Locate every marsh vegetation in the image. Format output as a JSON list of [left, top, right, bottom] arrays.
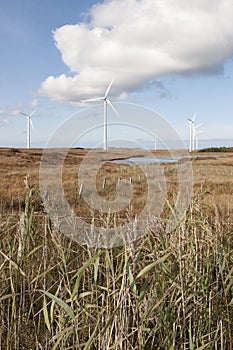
[[0, 148, 232, 349]]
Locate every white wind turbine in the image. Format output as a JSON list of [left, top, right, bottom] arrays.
[[81, 77, 119, 151], [194, 124, 203, 151], [19, 108, 37, 149], [154, 135, 157, 150], [187, 112, 197, 152]]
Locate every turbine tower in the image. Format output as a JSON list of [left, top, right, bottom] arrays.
[[20, 108, 37, 149], [81, 77, 119, 151]]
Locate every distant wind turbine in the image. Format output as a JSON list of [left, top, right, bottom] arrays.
[[154, 135, 157, 150], [194, 124, 203, 151], [188, 112, 197, 152], [81, 77, 119, 151], [19, 108, 37, 149]]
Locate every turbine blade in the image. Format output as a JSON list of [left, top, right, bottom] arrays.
[[107, 99, 120, 117], [20, 112, 29, 117], [30, 118, 34, 131], [192, 112, 197, 121], [104, 77, 115, 98], [195, 123, 202, 129], [30, 107, 38, 117], [81, 97, 103, 103]]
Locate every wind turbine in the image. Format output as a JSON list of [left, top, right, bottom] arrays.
[[19, 108, 37, 149], [154, 135, 157, 150], [194, 124, 203, 151], [187, 112, 197, 152], [81, 77, 119, 151]]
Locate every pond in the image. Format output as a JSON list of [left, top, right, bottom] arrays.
[[111, 156, 187, 165]]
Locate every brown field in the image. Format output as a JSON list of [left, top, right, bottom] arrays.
[[1, 147, 233, 221]]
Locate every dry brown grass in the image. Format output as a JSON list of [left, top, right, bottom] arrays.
[[0, 147, 233, 221], [0, 148, 232, 349]]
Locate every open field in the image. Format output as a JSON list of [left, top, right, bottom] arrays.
[[1, 147, 233, 220], [0, 148, 233, 349]]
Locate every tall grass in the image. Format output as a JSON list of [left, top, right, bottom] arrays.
[[0, 179, 232, 349]]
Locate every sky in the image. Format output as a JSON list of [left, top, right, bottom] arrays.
[[0, 0, 233, 149]]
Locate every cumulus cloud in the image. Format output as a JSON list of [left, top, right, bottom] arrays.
[[39, 0, 233, 102], [0, 99, 38, 119]]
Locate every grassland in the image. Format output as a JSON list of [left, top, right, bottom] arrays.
[[0, 148, 232, 349]]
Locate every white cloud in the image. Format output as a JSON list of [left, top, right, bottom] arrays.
[[6, 108, 20, 116], [29, 99, 38, 109], [0, 108, 20, 120], [39, 0, 233, 102], [0, 100, 39, 118], [0, 117, 10, 127]]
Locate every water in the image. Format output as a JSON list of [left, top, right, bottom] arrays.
[[111, 156, 184, 165]]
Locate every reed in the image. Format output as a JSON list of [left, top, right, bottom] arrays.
[[0, 178, 232, 349]]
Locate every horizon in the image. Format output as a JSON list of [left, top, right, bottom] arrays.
[[1, 138, 232, 151]]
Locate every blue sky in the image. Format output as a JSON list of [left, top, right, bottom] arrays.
[[0, 0, 233, 149]]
